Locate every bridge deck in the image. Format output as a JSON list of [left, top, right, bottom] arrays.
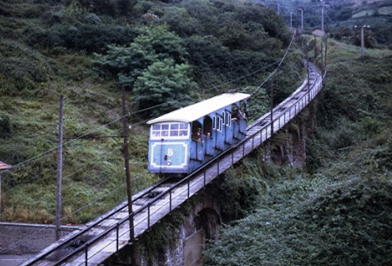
[[23, 63, 324, 266]]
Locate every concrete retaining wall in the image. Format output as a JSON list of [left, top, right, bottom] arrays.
[[0, 222, 80, 255]]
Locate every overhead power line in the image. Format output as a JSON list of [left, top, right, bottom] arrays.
[[250, 31, 296, 96]]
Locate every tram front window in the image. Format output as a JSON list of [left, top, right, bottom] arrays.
[[150, 123, 190, 140]]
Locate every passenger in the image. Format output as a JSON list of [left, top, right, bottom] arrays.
[[239, 107, 247, 120], [232, 109, 239, 122], [193, 128, 203, 143], [232, 107, 247, 121]]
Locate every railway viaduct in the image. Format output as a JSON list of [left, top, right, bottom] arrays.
[[105, 104, 317, 266], [1, 62, 324, 266]]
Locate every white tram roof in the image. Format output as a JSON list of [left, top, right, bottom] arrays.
[[147, 93, 250, 125]]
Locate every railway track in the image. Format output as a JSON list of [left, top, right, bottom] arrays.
[[22, 62, 324, 266], [21, 178, 179, 266]]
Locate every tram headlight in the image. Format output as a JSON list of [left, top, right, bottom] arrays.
[[166, 161, 172, 166]]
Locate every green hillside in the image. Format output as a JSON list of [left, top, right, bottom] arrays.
[[0, 0, 301, 224], [264, 0, 392, 47], [204, 30, 392, 266]]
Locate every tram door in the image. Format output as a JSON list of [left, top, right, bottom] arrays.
[[203, 116, 213, 157], [232, 104, 240, 141]]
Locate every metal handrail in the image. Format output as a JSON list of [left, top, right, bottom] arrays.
[[22, 177, 174, 266]]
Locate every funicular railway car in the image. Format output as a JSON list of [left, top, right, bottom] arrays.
[[147, 93, 250, 177]]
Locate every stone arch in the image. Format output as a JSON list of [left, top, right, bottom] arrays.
[[194, 208, 221, 241], [183, 199, 222, 266], [193, 199, 221, 241]]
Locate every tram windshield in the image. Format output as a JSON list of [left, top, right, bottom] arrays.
[[150, 122, 190, 140]]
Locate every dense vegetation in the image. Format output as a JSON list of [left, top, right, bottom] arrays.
[[204, 27, 392, 266], [201, 1, 392, 264], [0, 0, 300, 224]]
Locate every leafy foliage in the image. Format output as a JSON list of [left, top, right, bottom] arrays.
[[205, 174, 392, 266], [133, 58, 197, 118], [95, 25, 197, 117], [22, 24, 138, 53], [64, 0, 135, 17], [95, 25, 187, 86], [159, 0, 293, 88]]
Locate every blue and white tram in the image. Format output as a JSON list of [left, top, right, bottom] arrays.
[[147, 93, 250, 176]]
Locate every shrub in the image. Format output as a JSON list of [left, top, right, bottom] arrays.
[[0, 40, 49, 94], [0, 115, 12, 138], [205, 174, 392, 266], [161, 6, 201, 37], [22, 23, 137, 52]]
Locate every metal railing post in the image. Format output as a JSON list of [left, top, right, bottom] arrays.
[[187, 181, 190, 198], [116, 223, 119, 251], [85, 245, 88, 266], [170, 190, 172, 211], [148, 204, 150, 228], [203, 168, 206, 187], [260, 128, 263, 143]]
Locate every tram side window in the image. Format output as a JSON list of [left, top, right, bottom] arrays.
[[213, 116, 222, 132], [218, 117, 222, 131], [225, 111, 231, 127]]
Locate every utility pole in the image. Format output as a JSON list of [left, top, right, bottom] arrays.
[[355, 25, 371, 56], [306, 44, 310, 103], [270, 76, 274, 135], [324, 34, 328, 76], [319, 1, 328, 33], [320, 38, 324, 74], [321, 33, 328, 76], [277, 3, 280, 15], [121, 87, 137, 266], [0, 161, 12, 223], [290, 11, 293, 28], [298, 8, 304, 32], [56, 95, 64, 240]]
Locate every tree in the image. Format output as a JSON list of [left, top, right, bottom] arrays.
[[67, 0, 134, 17], [95, 25, 188, 89], [133, 58, 197, 118]]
